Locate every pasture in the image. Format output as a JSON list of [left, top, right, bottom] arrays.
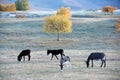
[[0, 17, 120, 80], [0, 18, 120, 51], [0, 50, 120, 80]]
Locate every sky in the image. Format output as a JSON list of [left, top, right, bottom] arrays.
[[0, 0, 120, 11]]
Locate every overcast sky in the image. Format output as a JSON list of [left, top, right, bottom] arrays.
[[0, 0, 119, 10]]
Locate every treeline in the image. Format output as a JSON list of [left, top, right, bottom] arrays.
[[0, 3, 16, 11], [0, 0, 30, 11]]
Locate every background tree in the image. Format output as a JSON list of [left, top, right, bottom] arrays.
[[56, 7, 71, 19], [5, 4, 10, 11], [44, 15, 72, 41], [4, 3, 16, 11], [116, 18, 120, 31], [10, 3, 16, 11], [102, 6, 116, 14], [15, 0, 30, 10], [0, 3, 5, 11]]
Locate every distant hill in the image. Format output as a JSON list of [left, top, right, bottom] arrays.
[[0, 0, 120, 10]]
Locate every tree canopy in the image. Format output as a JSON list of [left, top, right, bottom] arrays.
[[0, 3, 4, 11], [5, 3, 16, 11], [56, 7, 71, 19], [102, 6, 116, 14], [15, 0, 30, 10], [44, 7, 72, 41], [0, 3, 16, 11], [44, 15, 72, 41]]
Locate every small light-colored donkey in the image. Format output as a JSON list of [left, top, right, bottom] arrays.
[[59, 55, 71, 71]]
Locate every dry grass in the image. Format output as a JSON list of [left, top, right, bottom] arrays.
[[0, 17, 120, 80], [0, 18, 43, 23], [0, 50, 120, 80]]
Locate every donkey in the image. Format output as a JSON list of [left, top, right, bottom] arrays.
[[17, 49, 31, 62], [59, 55, 71, 71], [47, 49, 65, 60], [86, 52, 106, 68]]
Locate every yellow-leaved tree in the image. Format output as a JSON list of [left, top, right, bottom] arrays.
[[5, 3, 16, 11], [10, 3, 16, 11], [116, 18, 120, 31], [0, 3, 4, 11], [44, 15, 72, 41], [5, 4, 10, 11], [102, 6, 116, 14], [44, 7, 72, 41], [56, 7, 71, 19]]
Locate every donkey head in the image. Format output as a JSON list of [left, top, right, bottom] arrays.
[[47, 49, 50, 56], [85, 61, 89, 68], [59, 64, 64, 71]]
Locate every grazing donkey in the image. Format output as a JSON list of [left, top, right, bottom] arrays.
[[59, 55, 71, 71], [86, 52, 106, 68], [17, 49, 31, 62], [47, 49, 65, 60]]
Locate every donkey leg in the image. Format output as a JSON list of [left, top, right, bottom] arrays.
[[104, 60, 106, 67], [61, 53, 65, 57], [60, 63, 64, 71], [91, 60, 93, 67], [28, 55, 31, 61], [100, 61, 104, 67], [68, 62, 72, 69], [51, 55, 53, 60], [66, 62, 69, 68], [23, 56, 25, 62], [55, 55, 59, 60]]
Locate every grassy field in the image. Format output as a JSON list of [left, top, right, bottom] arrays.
[[0, 17, 120, 80], [0, 18, 120, 52], [0, 50, 120, 80]]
